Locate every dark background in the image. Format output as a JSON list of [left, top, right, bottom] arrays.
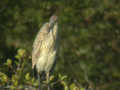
[[0, 0, 120, 90]]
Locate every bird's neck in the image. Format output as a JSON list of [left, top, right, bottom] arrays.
[[52, 23, 58, 36]]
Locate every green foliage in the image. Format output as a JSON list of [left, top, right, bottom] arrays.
[[0, 49, 81, 89], [0, 72, 8, 85], [0, 0, 120, 90]]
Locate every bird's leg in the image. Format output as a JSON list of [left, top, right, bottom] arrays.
[[46, 72, 50, 90], [38, 73, 41, 90]]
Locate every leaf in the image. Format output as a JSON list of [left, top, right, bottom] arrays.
[[5, 59, 12, 66], [49, 75, 55, 81], [25, 73, 30, 80], [70, 83, 79, 90], [60, 81, 69, 90], [0, 72, 8, 83], [16, 49, 26, 59]]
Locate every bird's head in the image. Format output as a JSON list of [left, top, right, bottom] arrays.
[[49, 15, 57, 29]]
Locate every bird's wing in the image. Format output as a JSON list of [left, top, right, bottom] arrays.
[[32, 23, 49, 69]]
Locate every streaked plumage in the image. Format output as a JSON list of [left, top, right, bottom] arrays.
[[32, 15, 58, 90]]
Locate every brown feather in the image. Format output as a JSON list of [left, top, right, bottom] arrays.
[[32, 23, 50, 69]]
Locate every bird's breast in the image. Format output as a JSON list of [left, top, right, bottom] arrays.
[[41, 31, 56, 52]]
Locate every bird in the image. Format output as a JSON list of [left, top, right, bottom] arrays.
[[32, 15, 59, 90]]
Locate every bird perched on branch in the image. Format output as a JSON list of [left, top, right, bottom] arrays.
[[32, 15, 58, 90]]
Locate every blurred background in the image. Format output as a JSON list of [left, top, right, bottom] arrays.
[[0, 0, 120, 90]]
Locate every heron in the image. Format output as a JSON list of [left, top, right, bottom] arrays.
[[32, 15, 58, 90]]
